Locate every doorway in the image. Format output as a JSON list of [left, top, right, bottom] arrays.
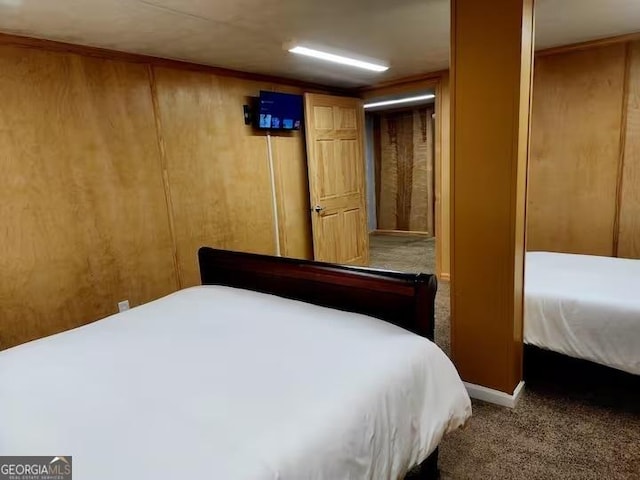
[[363, 89, 437, 274]]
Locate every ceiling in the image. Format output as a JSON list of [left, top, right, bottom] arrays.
[[364, 89, 436, 112], [0, 0, 639, 88]]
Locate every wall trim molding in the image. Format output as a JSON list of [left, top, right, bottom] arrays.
[[464, 380, 525, 408], [355, 70, 447, 96], [0, 32, 345, 94], [536, 31, 640, 58], [356, 31, 640, 98], [2, 30, 638, 98], [372, 229, 432, 237]]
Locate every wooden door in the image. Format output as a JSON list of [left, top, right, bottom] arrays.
[[304, 93, 369, 265]]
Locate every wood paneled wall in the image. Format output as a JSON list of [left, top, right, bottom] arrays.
[[271, 129, 314, 262], [436, 74, 451, 280], [528, 41, 640, 259], [617, 42, 640, 258], [528, 44, 627, 256], [6, 32, 637, 349], [375, 106, 435, 233], [151, 68, 312, 287], [0, 47, 178, 348], [0, 42, 314, 349]]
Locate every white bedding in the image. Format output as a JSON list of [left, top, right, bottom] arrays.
[[525, 252, 640, 375], [0, 286, 471, 480]]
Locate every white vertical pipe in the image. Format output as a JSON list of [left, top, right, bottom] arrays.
[[266, 133, 282, 256]]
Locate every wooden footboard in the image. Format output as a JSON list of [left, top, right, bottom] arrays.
[[198, 247, 437, 341]]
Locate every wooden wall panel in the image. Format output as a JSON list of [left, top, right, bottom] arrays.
[[0, 41, 317, 349], [617, 42, 640, 259], [376, 106, 435, 233], [152, 68, 314, 287], [411, 108, 435, 233], [0, 47, 178, 349], [267, 84, 314, 261], [527, 44, 627, 256], [271, 133, 313, 260], [373, 116, 382, 223], [436, 73, 451, 280], [377, 115, 400, 229], [152, 68, 276, 287]]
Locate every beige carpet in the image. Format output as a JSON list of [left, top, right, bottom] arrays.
[[369, 234, 450, 354], [369, 234, 437, 274], [369, 234, 640, 480]]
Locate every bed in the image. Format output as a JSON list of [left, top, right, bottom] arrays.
[[525, 251, 640, 375], [0, 247, 471, 479]]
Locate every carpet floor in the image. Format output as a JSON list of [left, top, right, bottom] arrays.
[[369, 234, 640, 480]]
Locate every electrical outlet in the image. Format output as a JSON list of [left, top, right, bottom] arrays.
[[118, 300, 130, 313]]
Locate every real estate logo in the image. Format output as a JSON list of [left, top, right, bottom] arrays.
[[0, 456, 72, 480]]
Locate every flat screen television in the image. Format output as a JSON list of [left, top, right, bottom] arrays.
[[256, 91, 303, 130]]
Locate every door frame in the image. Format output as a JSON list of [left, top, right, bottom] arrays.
[[358, 73, 449, 281]]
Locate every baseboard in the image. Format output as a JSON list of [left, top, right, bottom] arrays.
[[371, 229, 432, 237], [463, 380, 525, 408], [438, 272, 450, 282]]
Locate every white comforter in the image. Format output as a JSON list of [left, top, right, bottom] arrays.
[[525, 252, 640, 375], [1, 286, 470, 480]]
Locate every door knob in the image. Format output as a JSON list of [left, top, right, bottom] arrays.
[[313, 205, 325, 213]]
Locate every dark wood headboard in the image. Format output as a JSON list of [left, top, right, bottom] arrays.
[[198, 248, 437, 340]]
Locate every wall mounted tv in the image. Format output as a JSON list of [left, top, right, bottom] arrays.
[[256, 91, 303, 131]]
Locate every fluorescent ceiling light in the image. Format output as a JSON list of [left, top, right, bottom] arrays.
[[363, 94, 436, 109], [288, 46, 388, 72]]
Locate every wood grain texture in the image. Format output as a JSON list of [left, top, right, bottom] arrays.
[[0, 32, 344, 95], [373, 115, 382, 220], [450, 0, 534, 393], [266, 83, 314, 261], [436, 73, 451, 280], [0, 46, 178, 349], [617, 41, 640, 259], [148, 65, 183, 287], [0, 43, 318, 348], [527, 44, 627, 256], [376, 107, 435, 233], [152, 67, 278, 287], [271, 131, 314, 260], [304, 93, 369, 265], [378, 114, 400, 229]]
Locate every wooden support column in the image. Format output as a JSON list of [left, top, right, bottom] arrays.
[[450, 0, 535, 396]]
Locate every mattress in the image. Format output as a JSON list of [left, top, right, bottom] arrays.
[[0, 285, 471, 480], [525, 252, 640, 375]]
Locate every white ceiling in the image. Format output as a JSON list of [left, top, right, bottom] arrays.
[[0, 0, 639, 88]]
